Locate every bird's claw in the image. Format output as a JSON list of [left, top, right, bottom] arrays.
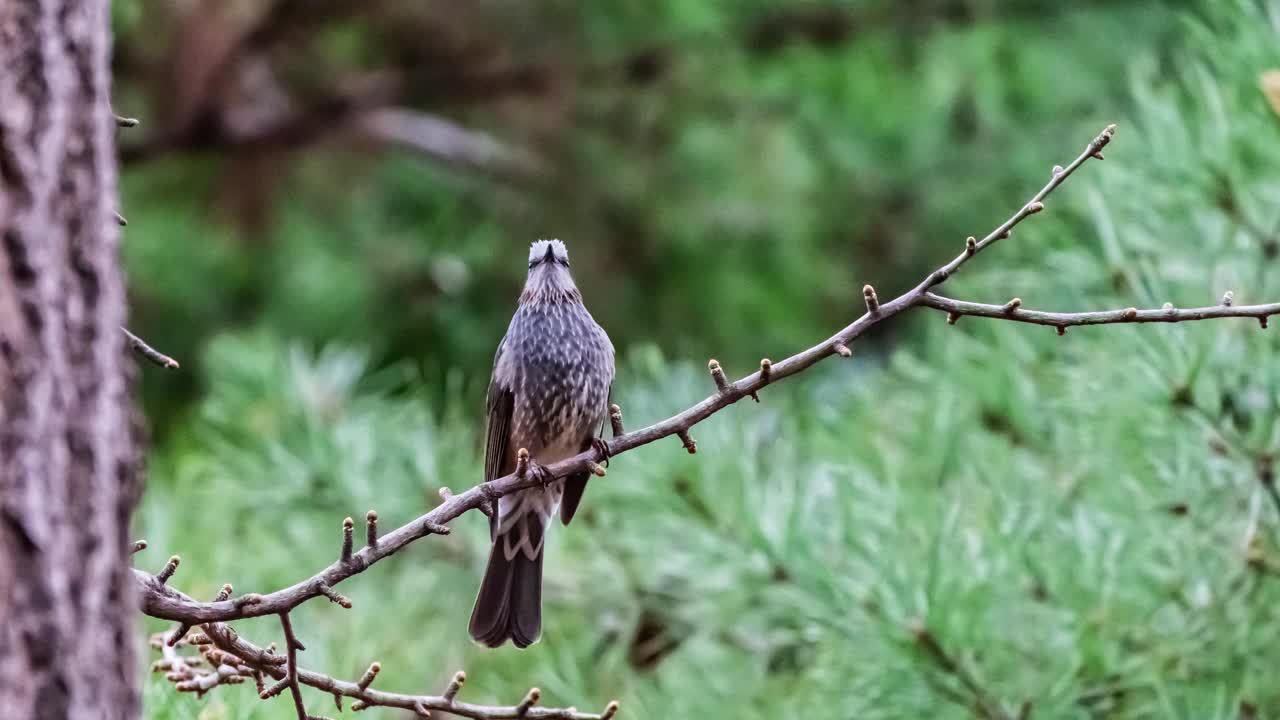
[[591, 437, 611, 467], [530, 462, 555, 486]]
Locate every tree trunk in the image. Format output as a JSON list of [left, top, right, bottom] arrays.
[[0, 0, 142, 718]]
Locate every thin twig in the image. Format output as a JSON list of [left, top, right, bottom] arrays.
[[921, 294, 1279, 330], [178, 616, 618, 719], [279, 613, 308, 720], [121, 327, 180, 369]]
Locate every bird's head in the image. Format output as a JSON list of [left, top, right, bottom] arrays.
[[522, 239, 580, 303]]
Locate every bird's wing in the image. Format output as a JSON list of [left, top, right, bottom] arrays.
[[560, 383, 611, 526], [485, 341, 516, 538]]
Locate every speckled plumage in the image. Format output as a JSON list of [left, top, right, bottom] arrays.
[[469, 239, 615, 649]]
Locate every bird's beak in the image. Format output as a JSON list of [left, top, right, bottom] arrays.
[[544, 244, 555, 262]]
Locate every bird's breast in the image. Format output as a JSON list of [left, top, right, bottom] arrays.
[[503, 302, 613, 457]]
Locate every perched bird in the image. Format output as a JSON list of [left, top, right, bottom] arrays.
[[469, 239, 615, 648]]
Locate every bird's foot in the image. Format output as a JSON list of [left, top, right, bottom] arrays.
[[591, 437, 611, 467], [529, 462, 556, 486]]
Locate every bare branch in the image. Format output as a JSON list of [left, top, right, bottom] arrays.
[[136, 123, 1277, 720], [121, 327, 180, 369], [921, 294, 1280, 331], [280, 613, 309, 720], [171, 618, 616, 720], [131, 126, 1167, 630]]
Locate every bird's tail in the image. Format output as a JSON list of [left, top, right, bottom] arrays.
[[468, 511, 544, 648]]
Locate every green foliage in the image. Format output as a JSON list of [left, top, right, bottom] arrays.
[[137, 1, 1280, 718], [118, 2, 1184, 428]]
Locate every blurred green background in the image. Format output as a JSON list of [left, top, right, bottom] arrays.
[[123, 1, 1280, 718]]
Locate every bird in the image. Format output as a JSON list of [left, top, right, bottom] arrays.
[[468, 239, 615, 648]]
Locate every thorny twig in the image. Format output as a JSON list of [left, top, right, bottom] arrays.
[[134, 124, 1279, 717]]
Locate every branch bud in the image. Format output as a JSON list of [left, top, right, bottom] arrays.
[[677, 430, 697, 455], [1052, 165, 1064, 176], [357, 661, 381, 691], [341, 517, 355, 563], [1222, 291, 1234, 307], [1056, 326, 1066, 336], [318, 582, 353, 608], [965, 236, 976, 256], [588, 462, 607, 477], [131, 540, 147, 555], [443, 671, 466, 703], [261, 678, 291, 699], [214, 583, 234, 602], [1122, 308, 1138, 320], [166, 624, 192, 647], [157, 555, 180, 585], [516, 688, 541, 716], [609, 404, 624, 436], [1262, 316, 1270, 329], [759, 358, 772, 383], [366, 510, 378, 547], [1026, 202, 1044, 214], [601, 700, 621, 720], [863, 284, 880, 313], [1002, 298, 1021, 314], [946, 312, 959, 326], [114, 210, 128, 227], [516, 448, 530, 479], [833, 342, 852, 357], [707, 359, 730, 393], [1162, 302, 1174, 312], [423, 519, 451, 535]]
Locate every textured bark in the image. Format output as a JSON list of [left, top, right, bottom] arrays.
[[0, 0, 141, 718]]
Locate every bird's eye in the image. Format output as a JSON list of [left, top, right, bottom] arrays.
[[558, 258, 571, 268], [528, 259, 541, 269]]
